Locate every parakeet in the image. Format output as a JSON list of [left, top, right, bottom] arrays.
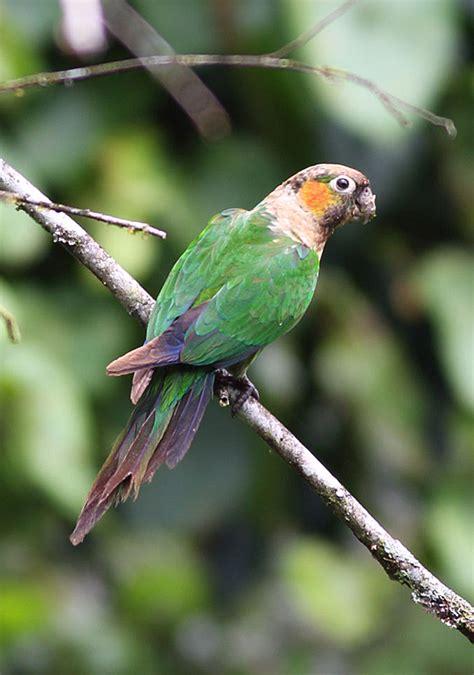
[[70, 163, 376, 544]]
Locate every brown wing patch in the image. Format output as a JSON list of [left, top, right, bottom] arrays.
[[106, 335, 178, 376]]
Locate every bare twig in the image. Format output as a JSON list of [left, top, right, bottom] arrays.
[[268, 0, 359, 58], [0, 55, 457, 137], [0, 190, 166, 239], [2, 159, 470, 641], [0, 159, 154, 324]]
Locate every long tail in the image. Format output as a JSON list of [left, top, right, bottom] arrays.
[[70, 367, 214, 545]]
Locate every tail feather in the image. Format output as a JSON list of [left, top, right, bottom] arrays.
[[165, 377, 213, 468], [131, 368, 154, 404], [70, 368, 214, 545], [145, 372, 214, 477]]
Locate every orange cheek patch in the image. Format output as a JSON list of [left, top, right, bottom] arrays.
[[300, 181, 338, 218]]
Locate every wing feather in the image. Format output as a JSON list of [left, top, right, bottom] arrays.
[[180, 246, 320, 367]]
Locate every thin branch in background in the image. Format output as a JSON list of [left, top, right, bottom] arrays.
[[268, 0, 359, 58], [0, 55, 457, 137], [102, 0, 231, 140], [0, 306, 21, 343], [0, 157, 471, 642], [0, 190, 167, 239], [0, 0, 456, 137]]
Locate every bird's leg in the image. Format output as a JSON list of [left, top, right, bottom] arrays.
[[214, 369, 260, 416], [230, 374, 260, 415]]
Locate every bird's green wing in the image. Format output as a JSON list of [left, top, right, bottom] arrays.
[[180, 243, 319, 366], [136, 205, 320, 371], [146, 208, 248, 340]]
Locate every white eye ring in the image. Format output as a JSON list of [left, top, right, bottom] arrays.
[[330, 175, 357, 194]]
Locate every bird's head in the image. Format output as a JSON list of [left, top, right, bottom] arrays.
[[291, 163, 376, 227], [263, 163, 376, 254]]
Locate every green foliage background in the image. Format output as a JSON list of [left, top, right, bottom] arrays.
[[1, 1, 473, 673]]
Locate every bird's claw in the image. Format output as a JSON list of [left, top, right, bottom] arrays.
[[230, 374, 260, 416], [215, 370, 260, 416]]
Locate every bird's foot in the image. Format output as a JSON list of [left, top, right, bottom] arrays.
[[215, 370, 260, 416]]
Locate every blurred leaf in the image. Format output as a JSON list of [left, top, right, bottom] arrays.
[[16, 89, 107, 186], [134, 0, 217, 52], [285, 0, 458, 141], [55, 293, 135, 397], [113, 533, 210, 625], [424, 409, 474, 599], [442, 76, 474, 234], [314, 273, 429, 476], [426, 485, 474, 598], [0, 18, 42, 102], [49, 571, 151, 675], [280, 537, 392, 645], [1, 283, 94, 514], [0, 203, 50, 268], [189, 135, 284, 224], [2, 344, 94, 513], [84, 128, 192, 280], [83, 224, 160, 288], [252, 337, 305, 406], [414, 248, 474, 410], [3, 0, 60, 46], [94, 128, 187, 222], [0, 282, 130, 396], [359, 596, 474, 675], [0, 580, 49, 643], [446, 408, 474, 474]]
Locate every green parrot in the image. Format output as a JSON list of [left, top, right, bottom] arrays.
[[70, 163, 376, 544]]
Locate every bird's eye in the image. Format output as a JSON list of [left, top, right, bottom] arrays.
[[330, 175, 356, 194]]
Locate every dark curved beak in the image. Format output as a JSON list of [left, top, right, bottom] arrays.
[[353, 185, 376, 224]]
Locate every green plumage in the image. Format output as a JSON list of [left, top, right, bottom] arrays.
[[143, 204, 320, 461], [147, 206, 319, 352]]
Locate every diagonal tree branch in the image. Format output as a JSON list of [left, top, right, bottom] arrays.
[[0, 158, 471, 642], [216, 382, 474, 643]]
